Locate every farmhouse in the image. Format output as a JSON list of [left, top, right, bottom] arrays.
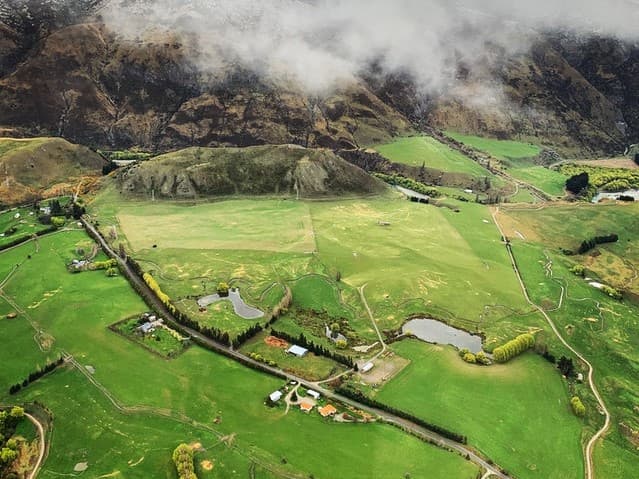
[[269, 390, 283, 402], [306, 389, 320, 400], [318, 404, 337, 417], [287, 345, 308, 358], [299, 401, 314, 413]]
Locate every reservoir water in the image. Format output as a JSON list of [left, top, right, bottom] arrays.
[[403, 318, 483, 353]]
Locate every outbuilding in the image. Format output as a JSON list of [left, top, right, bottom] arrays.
[[287, 345, 309, 358], [269, 390, 283, 402], [361, 362, 374, 373], [306, 389, 320, 400]]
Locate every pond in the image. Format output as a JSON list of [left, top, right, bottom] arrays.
[[197, 289, 264, 320], [591, 189, 639, 203], [403, 318, 483, 353]]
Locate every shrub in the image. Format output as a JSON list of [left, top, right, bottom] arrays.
[[570, 396, 586, 417], [570, 265, 586, 277], [217, 282, 230, 296], [172, 443, 197, 479], [462, 352, 476, 364], [51, 216, 65, 228]]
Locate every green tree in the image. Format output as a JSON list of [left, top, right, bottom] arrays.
[[9, 406, 23, 419]]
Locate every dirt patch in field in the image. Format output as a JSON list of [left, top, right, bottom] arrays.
[[189, 442, 203, 451], [201, 460, 214, 471], [265, 336, 289, 349], [494, 208, 541, 242], [359, 351, 410, 386]]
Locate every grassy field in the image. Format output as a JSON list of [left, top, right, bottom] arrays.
[[376, 340, 584, 479], [374, 136, 491, 176], [91, 189, 535, 346], [0, 231, 479, 479], [508, 166, 567, 197], [443, 133, 567, 196], [499, 204, 639, 477], [446, 132, 542, 160], [117, 199, 316, 253]]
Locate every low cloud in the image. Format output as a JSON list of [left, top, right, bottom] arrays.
[[100, 0, 639, 97]]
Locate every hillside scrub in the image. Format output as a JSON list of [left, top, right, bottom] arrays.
[[492, 333, 535, 363], [372, 173, 440, 197]]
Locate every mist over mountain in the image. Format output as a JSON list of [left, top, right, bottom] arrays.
[[1, 0, 639, 155]]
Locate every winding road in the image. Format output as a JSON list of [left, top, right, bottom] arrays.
[[491, 207, 611, 479]]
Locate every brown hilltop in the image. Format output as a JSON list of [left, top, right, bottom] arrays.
[[114, 145, 387, 200]]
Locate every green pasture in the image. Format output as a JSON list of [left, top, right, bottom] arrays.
[[374, 136, 491, 176], [501, 203, 639, 292], [446, 132, 542, 160], [508, 166, 567, 197], [502, 205, 639, 475], [376, 340, 584, 479], [0, 231, 478, 479], [309, 198, 531, 337]]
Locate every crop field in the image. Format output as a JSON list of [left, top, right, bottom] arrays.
[[374, 135, 492, 176], [0, 230, 479, 479], [375, 340, 584, 479], [498, 204, 639, 478], [446, 132, 542, 160]]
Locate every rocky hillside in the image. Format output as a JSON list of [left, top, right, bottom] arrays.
[[1, 2, 638, 157], [115, 145, 387, 199]]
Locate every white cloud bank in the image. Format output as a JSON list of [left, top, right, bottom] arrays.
[[99, 0, 639, 95]]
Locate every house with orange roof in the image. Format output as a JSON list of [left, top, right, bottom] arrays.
[[299, 401, 314, 413], [318, 404, 337, 417]]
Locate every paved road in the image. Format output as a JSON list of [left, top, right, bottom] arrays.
[[491, 207, 611, 479], [81, 217, 512, 479]]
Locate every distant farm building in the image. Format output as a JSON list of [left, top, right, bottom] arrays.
[[306, 389, 320, 400], [318, 404, 337, 417], [300, 401, 314, 413], [269, 390, 283, 402], [361, 362, 374, 373], [287, 345, 308, 357]]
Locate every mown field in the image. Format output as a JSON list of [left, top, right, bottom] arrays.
[[0, 230, 479, 479], [374, 135, 492, 176], [500, 204, 639, 478]]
